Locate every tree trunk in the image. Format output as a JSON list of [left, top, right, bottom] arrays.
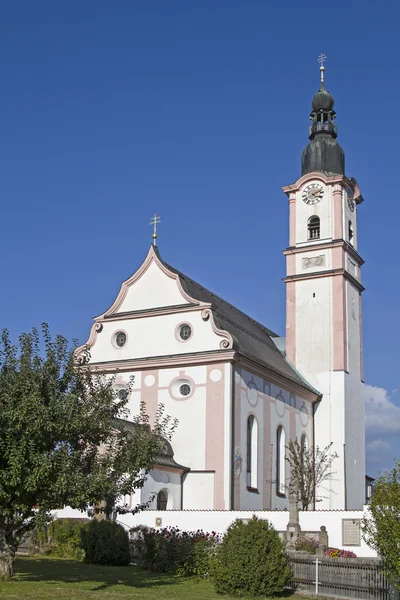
[[0, 529, 14, 581], [0, 551, 13, 580]]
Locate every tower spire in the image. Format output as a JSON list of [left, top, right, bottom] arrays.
[[318, 53, 327, 88], [300, 57, 345, 176]]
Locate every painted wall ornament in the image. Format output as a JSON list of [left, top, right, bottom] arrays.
[[234, 447, 243, 479], [302, 255, 325, 269]]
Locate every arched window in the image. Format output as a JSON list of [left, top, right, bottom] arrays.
[[157, 490, 168, 511], [300, 434, 308, 452], [308, 216, 320, 240], [247, 415, 258, 489], [276, 426, 286, 495], [348, 220, 354, 243]]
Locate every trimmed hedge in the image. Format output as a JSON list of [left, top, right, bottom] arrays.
[[81, 519, 130, 566], [211, 516, 292, 597]]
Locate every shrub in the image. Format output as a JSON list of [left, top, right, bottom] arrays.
[[132, 525, 221, 577], [324, 547, 357, 558], [81, 519, 130, 566], [211, 516, 292, 597], [294, 535, 319, 554], [32, 518, 88, 559]]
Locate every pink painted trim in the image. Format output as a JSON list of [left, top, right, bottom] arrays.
[[141, 369, 159, 427], [96, 245, 209, 320], [332, 246, 344, 270], [263, 385, 271, 509], [174, 321, 194, 343], [283, 240, 364, 265], [110, 328, 129, 350], [75, 322, 103, 359], [286, 253, 296, 276], [282, 172, 345, 195], [286, 282, 296, 365], [168, 374, 196, 401], [234, 370, 242, 509], [332, 277, 347, 371], [88, 350, 237, 374], [201, 308, 234, 349], [333, 184, 343, 239], [284, 269, 364, 293], [206, 364, 225, 509], [101, 304, 210, 322]]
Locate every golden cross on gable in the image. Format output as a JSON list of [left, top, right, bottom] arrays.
[[150, 214, 161, 246]]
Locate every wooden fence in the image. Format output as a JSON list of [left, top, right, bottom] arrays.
[[287, 554, 399, 600]]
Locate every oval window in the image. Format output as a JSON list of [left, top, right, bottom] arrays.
[[118, 389, 128, 401], [179, 384, 191, 396], [179, 325, 192, 341], [115, 332, 126, 348]]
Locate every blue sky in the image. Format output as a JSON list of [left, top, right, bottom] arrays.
[[1, 0, 399, 478]]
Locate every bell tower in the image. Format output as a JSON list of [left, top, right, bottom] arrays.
[[282, 58, 365, 509]]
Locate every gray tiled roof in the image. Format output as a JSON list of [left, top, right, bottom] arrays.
[[155, 247, 319, 396]]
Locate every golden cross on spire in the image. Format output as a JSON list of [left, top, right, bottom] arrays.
[[150, 214, 161, 246], [318, 53, 327, 85]]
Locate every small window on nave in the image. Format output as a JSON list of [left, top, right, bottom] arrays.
[[308, 216, 320, 240], [157, 490, 168, 511], [276, 426, 286, 496], [247, 415, 258, 490]]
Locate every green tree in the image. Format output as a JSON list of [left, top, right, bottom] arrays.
[[287, 439, 338, 510], [362, 461, 400, 589], [0, 324, 175, 580]]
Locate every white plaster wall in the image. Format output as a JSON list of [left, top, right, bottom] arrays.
[[183, 472, 215, 509], [269, 390, 291, 511], [343, 188, 358, 250], [295, 278, 332, 379], [89, 309, 224, 363], [106, 364, 216, 472], [313, 371, 346, 509], [158, 366, 208, 470], [295, 248, 332, 273], [346, 282, 361, 378], [236, 369, 313, 512], [115, 260, 190, 313], [346, 255, 360, 281], [239, 369, 265, 511], [344, 370, 365, 510], [295, 182, 332, 244], [140, 470, 182, 510], [115, 508, 376, 557]]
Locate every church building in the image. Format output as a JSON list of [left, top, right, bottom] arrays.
[[77, 62, 365, 512]]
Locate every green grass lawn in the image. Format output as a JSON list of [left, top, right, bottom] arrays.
[[0, 556, 302, 600]]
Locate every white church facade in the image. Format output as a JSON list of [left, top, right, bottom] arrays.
[[76, 63, 365, 513]]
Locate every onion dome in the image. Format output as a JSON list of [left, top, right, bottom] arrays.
[[312, 88, 335, 111], [301, 57, 345, 176]]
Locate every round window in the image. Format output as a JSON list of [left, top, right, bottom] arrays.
[[179, 324, 192, 341], [118, 389, 128, 401], [115, 332, 126, 348], [179, 384, 191, 396]]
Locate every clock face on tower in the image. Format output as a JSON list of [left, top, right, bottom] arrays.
[[346, 185, 355, 212], [302, 183, 324, 205]]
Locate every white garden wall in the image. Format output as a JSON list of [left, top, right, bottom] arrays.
[[52, 506, 376, 558]]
